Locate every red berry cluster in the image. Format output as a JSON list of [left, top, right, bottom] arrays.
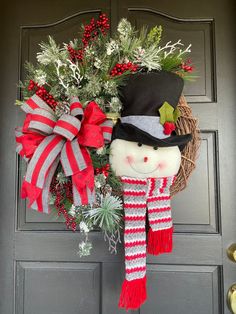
[[83, 13, 109, 46], [67, 45, 84, 62], [28, 80, 57, 110], [28, 79, 37, 91], [181, 59, 194, 72], [50, 178, 77, 231], [110, 62, 138, 76], [65, 181, 73, 202], [68, 13, 110, 63], [58, 207, 77, 232]]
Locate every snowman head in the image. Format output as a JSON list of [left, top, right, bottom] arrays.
[[110, 139, 181, 179], [109, 71, 192, 178]]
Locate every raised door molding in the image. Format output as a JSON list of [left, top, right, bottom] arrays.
[[124, 7, 216, 103]]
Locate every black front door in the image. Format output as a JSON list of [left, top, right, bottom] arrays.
[[1, 1, 236, 313]]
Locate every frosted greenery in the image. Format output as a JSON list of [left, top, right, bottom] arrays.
[[19, 17, 194, 111]]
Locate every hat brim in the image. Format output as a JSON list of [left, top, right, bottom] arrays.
[[112, 121, 192, 151]]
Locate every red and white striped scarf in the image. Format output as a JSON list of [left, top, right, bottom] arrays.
[[119, 175, 176, 310]]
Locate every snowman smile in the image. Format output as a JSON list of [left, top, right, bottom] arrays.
[[127, 159, 159, 174]]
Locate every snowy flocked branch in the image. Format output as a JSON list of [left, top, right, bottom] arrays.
[[156, 40, 190, 58]]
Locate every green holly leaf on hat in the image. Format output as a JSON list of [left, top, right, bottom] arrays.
[[159, 101, 180, 125], [173, 106, 181, 122]]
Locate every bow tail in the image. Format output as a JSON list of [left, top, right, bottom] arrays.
[[72, 165, 95, 206], [71, 146, 95, 206], [31, 156, 60, 213], [60, 140, 95, 206], [21, 135, 64, 211]]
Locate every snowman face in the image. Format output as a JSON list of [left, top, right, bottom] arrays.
[[109, 139, 181, 179]]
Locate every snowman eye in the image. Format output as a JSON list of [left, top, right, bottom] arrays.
[[153, 146, 158, 150], [137, 143, 143, 147]]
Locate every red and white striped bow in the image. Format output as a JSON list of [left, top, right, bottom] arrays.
[[16, 94, 113, 213]]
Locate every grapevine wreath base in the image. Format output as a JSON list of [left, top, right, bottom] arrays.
[[171, 95, 200, 196]]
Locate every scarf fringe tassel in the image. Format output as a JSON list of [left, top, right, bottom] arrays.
[[118, 276, 147, 310], [147, 227, 173, 255]]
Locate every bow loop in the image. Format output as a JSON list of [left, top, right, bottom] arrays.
[[15, 127, 45, 159], [28, 108, 57, 135], [21, 94, 54, 114], [83, 101, 107, 125], [53, 114, 81, 141], [70, 97, 84, 117], [77, 101, 111, 148], [100, 120, 113, 143], [77, 125, 104, 148]]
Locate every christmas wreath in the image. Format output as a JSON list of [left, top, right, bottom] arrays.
[[15, 13, 195, 257]]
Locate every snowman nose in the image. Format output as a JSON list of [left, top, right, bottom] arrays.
[[144, 156, 148, 163]]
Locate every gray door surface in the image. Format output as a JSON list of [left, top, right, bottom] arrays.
[[1, 0, 236, 313]]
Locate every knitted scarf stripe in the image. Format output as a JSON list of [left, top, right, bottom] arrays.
[[119, 175, 175, 311]]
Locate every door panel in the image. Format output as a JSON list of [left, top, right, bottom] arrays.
[[1, 0, 235, 313], [144, 265, 221, 314], [172, 131, 219, 233], [16, 262, 100, 314], [103, 263, 221, 314], [119, 7, 216, 103]]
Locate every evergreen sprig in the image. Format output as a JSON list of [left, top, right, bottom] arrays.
[[87, 195, 123, 233]]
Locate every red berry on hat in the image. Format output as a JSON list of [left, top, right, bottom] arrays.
[[163, 122, 176, 135]]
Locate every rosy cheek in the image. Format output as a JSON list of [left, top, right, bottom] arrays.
[[157, 161, 167, 170], [126, 155, 134, 164]]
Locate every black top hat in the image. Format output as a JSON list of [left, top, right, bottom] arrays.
[[112, 70, 192, 150]]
